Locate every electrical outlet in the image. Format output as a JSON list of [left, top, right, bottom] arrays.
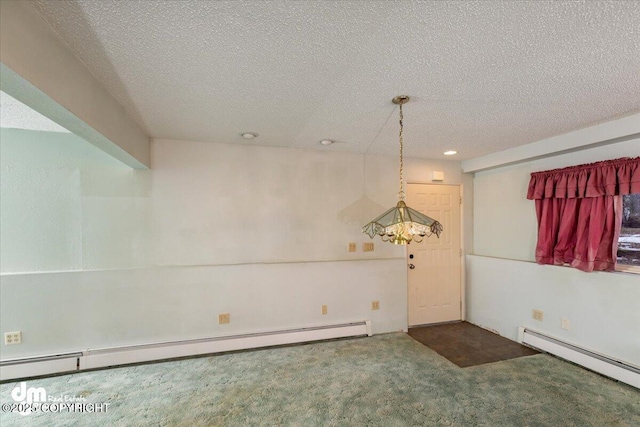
[[363, 242, 374, 252], [561, 317, 570, 330], [348, 243, 356, 252], [4, 331, 22, 345], [532, 309, 544, 321], [218, 313, 230, 324], [372, 301, 380, 310]]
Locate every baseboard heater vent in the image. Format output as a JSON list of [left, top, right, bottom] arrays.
[[518, 327, 639, 389], [0, 321, 371, 382], [0, 353, 81, 381]]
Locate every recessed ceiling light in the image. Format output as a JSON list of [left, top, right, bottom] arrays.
[[241, 132, 258, 139], [320, 139, 335, 146], [444, 150, 457, 156]]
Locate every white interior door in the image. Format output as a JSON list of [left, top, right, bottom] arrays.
[[407, 184, 462, 326]]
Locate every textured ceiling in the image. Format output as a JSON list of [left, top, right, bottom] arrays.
[[29, 0, 640, 161], [0, 91, 70, 133]]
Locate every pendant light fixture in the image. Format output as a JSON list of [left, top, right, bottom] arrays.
[[362, 96, 443, 245]]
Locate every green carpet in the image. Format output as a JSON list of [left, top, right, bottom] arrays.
[[1, 333, 639, 426]]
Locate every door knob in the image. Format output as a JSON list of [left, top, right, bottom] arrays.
[[408, 263, 415, 269]]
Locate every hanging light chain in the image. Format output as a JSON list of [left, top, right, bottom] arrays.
[[361, 95, 443, 245], [398, 102, 405, 201]]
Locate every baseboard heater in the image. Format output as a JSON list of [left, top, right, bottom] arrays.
[[518, 327, 639, 389], [0, 352, 81, 381], [1, 321, 371, 382]]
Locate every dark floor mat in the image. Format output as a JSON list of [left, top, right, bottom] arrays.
[[408, 321, 538, 367]]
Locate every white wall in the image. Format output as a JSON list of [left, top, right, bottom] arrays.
[[0, 129, 150, 272], [468, 137, 640, 367], [149, 139, 473, 266], [473, 138, 639, 261], [0, 130, 471, 359]]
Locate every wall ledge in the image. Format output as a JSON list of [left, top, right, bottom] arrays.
[[462, 113, 640, 173]]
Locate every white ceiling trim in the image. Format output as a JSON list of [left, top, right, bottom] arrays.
[[0, 90, 70, 133], [1, 0, 150, 169], [462, 113, 640, 173]]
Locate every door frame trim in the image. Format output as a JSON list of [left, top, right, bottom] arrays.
[[405, 182, 466, 328]]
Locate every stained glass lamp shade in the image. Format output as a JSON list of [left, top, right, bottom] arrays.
[[362, 96, 443, 245]]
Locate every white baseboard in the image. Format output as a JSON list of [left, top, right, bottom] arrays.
[[1, 321, 371, 381], [519, 327, 639, 389], [0, 353, 80, 382]]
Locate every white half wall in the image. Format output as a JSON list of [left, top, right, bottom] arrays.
[[466, 255, 640, 367], [0, 259, 405, 360]]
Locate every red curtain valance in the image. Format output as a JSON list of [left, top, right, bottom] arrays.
[[527, 156, 640, 200]]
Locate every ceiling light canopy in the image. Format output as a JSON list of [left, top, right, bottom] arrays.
[[241, 132, 258, 139], [444, 150, 457, 156], [362, 96, 443, 245], [320, 139, 334, 146]]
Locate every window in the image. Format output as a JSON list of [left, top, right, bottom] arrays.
[[617, 194, 640, 273], [528, 156, 639, 273]]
